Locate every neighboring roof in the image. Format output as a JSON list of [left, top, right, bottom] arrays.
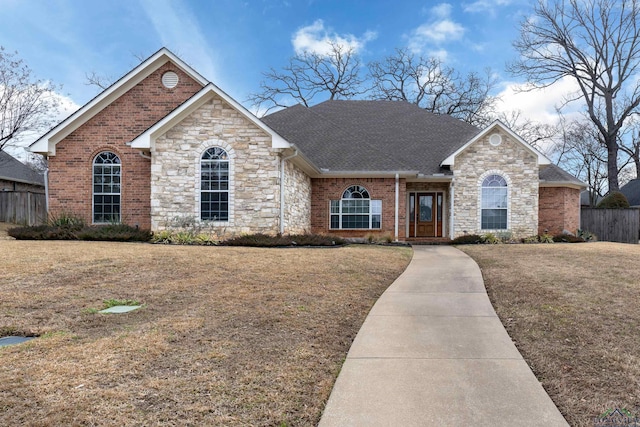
[[30, 47, 208, 156], [539, 164, 586, 189], [620, 179, 640, 206], [0, 151, 44, 186], [263, 100, 480, 175], [130, 83, 291, 151], [580, 190, 603, 206]]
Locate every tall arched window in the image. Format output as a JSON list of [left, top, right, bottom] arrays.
[[481, 174, 508, 230], [201, 147, 229, 221], [330, 185, 382, 229], [93, 151, 121, 223]]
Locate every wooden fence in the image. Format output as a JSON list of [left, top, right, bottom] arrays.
[[0, 191, 47, 226], [581, 208, 639, 244]]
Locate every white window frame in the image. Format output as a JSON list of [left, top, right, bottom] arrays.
[[200, 147, 230, 222], [479, 172, 509, 231], [329, 185, 382, 230], [92, 151, 121, 224]]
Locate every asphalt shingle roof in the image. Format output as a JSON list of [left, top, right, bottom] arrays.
[[620, 179, 640, 206], [0, 151, 44, 186], [263, 100, 583, 186], [263, 100, 480, 174]]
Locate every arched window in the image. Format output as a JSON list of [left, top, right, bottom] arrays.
[[330, 185, 382, 229], [93, 151, 121, 223], [201, 147, 229, 221], [481, 174, 508, 230]]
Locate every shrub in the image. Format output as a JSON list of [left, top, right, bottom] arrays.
[[77, 224, 152, 242], [221, 233, 345, 247], [597, 191, 630, 208], [522, 235, 540, 244], [47, 212, 86, 228], [481, 233, 502, 244], [553, 234, 585, 243], [8, 223, 151, 242], [539, 233, 554, 243], [452, 234, 483, 244], [577, 229, 596, 241]]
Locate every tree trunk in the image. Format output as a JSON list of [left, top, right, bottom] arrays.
[[606, 138, 620, 192]]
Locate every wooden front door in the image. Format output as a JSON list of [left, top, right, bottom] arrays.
[[409, 192, 443, 237]]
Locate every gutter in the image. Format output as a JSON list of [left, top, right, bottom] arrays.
[[280, 148, 299, 234]]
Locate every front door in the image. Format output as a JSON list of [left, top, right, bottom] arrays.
[[409, 192, 442, 237]]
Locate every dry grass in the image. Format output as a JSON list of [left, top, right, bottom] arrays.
[[0, 230, 412, 426], [460, 243, 640, 427]]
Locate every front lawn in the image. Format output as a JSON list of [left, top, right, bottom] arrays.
[[0, 237, 411, 426], [460, 243, 640, 427]]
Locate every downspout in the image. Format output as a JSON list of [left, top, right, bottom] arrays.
[[139, 151, 152, 160], [44, 167, 49, 220], [280, 149, 298, 234], [449, 178, 455, 239], [394, 173, 399, 242]]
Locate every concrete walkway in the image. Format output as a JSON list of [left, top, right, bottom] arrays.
[[319, 246, 568, 427]]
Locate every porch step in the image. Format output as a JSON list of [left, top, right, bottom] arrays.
[[405, 237, 452, 245]]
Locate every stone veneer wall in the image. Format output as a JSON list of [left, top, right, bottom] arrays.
[[151, 96, 281, 235], [452, 130, 539, 238], [311, 177, 406, 238], [538, 186, 581, 235], [48, 62, 202, 229], [283, 159, 311, 233]]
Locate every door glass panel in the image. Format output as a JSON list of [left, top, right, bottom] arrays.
[[419, 195, 433, 222], [437, 194, 443, 222], [409, 194, 415, 222]]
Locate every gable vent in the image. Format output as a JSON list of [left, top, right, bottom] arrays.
[[162, 71, 179, 89]]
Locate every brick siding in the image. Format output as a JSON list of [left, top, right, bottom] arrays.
[[538, 186, 581, 235], [311, 177, 406, 239], [48, 62, 203, 228]]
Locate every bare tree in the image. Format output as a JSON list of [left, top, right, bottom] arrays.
[[509, 0, 640, 191], [368, 48, 497, 126], [554, 119, 623, 205], [248, 42, 366, 115], [495, 109, 559, 153], [618, 118, 640, 177], [0, 47, 59, 151]]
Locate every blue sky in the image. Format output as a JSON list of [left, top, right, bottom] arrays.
[[1, 0, 576, 150]]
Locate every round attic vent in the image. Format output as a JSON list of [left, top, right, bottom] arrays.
[[489, 133, 502, 146], [162, 71, 179, 89]]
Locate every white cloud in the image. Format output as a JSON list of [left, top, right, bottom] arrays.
[[291, 20, 377, 56], [407, 3, 465, 54], [463, 0, 512, 14], [139, 0, 219, 83], [495, 77, 584, 126]]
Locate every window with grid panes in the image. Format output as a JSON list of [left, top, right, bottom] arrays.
[[330, 185, 382, 229], [93, 151, 121, 223], [481, 174, 508, 230], [201, 147, 229, 221]]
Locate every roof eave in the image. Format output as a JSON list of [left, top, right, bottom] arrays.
[[540, 181, 587, 190], [316, 170, 420, 178]]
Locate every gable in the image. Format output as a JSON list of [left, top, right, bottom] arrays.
[[30, 48, 208, 156], [129, 84, 290, 151], [440, 120, 551, 167]]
